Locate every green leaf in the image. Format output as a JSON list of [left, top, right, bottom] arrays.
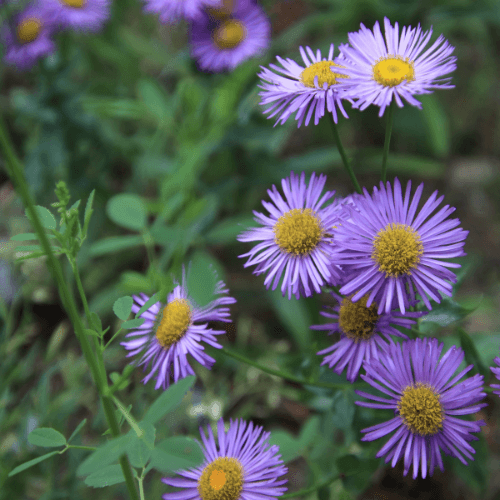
[[77, 434, 134, 477], [204, 216, 257, 245], [89, 235, 143, 257], [457, 328, 489, 378], [90, 312, 103, 334], [25, 205, 57, 230], [299, 415, 320, 449], [110, 371, 131, 392], [330, 391, 354, 430], [420, 94, 451, 158], [142, 376, 195, 425], [122, 318, 146, 329], [419, 297, 475, 334], [28, 428, 66, 448], [149, 437, 204, 473], [82, 189, 95, 240], [106, 194, 147, 231], [8, 451, 59, 477], [187, 251, 224, 307], [336, 455, 361, 476], [137, 78, 172, 124], [126, 422, 156, 468], [113, 296, 133, 321], [84, 329, 101, 338], [84, 465, 125, 488], [317, 485, 331, 500], [268, 430, 303, 463], [267, 287, 312, 351], [11, 233, 56, 241], [136, 292, 161, 318], [68, 419, 87, 443]]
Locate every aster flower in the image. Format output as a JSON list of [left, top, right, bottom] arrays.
[[143, 0, 221, 23], [258, 44, 352, 127], [356, 337, 486, 479], [162, 418, 288, 500], [189, 0, 270, 73], [39, 0, 110, 33], [490, 351, 500, 397], [2, 5, 56, 71], [120, 266, 236, 390], [310, 290, 423, 382], [237, 171, 344, 300], [336, 17, 457, 116], [333, 178, 468, 314]]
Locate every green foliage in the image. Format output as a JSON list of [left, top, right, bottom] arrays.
[[84, 465, 126, 488], [106, 194, 147, 232], [27, 427, 66, 448], [147, 437, 205, 474], [113, 296, 134, 321]]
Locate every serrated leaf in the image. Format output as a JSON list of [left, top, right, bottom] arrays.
[[122, 318, 146, 329], [113, 296, 133, 321], [8, 451, 59, 477], [106, 194, 147, 231], [28, 428, 66, 448], [142, 376, 195, 425], [25, 205, 57, 230], [77, 434, 133, 477], [68, 419, 87, 443], [89, 235, 143, 257], [149, 437, 204, 473], [84, 464, 125, 488]]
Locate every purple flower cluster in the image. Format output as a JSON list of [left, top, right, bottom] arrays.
[[1, 0, 110, 70]]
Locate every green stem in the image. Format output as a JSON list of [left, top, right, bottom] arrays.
[[281, 474, 340, 499], [219, 347, 364, 390], [0, 116, 140, 500], [381, 99, 395, 183], [66, 445, 98, 451], [329, 116, 362, 194], [138, 469, 146, 500], [112, 395, 144, 438]]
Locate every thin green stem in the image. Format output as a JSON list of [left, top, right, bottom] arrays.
[[66, 445, 98, 451], [329, 116, 362, 194], [138, 469, 146, 500], [112, 395, 144, 438], [0, 116, 139, 500], [381, 99, 395, 183], [281, 474, 340, 499], [104, 326, 124, 350], [219, 347, 364, 390]]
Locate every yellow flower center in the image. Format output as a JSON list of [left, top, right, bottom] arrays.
[[397, 383, 444, 435], [372, 223, 423, 277], [339, 295, 380, 342], [198, 457, 244, 500], [60, 0, 86, 7], [213, 19, 246, 50], [300, 60, 348, 88], [154, 298, 191, 349], [16, 18, 41, 44], [373, 56, 415, 87], [273, 208, 323, 255]]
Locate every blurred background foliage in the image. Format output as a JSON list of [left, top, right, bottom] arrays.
[[1, 0, 500, 498]]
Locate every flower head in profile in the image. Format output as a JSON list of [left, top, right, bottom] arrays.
[[237, 171, 344, 300], [143, 0, 220, 23], [162, 418, 288, 500], [38, 0, 110, 32], [490, 351, 500, 397], [258, 44, 351, 127], [2, 5, 56, 71], [337, 17, 457, 116], [120, 266, 236, 390], [311, 290, 423, 382], [189, 0, 270, 73], [334, 178, 468, 314], [356, 337, 486, 479]]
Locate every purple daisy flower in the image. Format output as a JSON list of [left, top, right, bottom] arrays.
[[310, 290, 423, 382], [490, 351, 500, 397], [143, 0, 220, 23], [162, 418, 288, 500], [237, 171, 344, 300], [189, 0, 270, 73], [2, 5, 56, 71], [333, 178, 468, 314], [356, 337, 487, 479], [258, 44, 352, 127], [336, 17, 457, 117], [38, 0, 110, 33], [120, 266, 236, 390]]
